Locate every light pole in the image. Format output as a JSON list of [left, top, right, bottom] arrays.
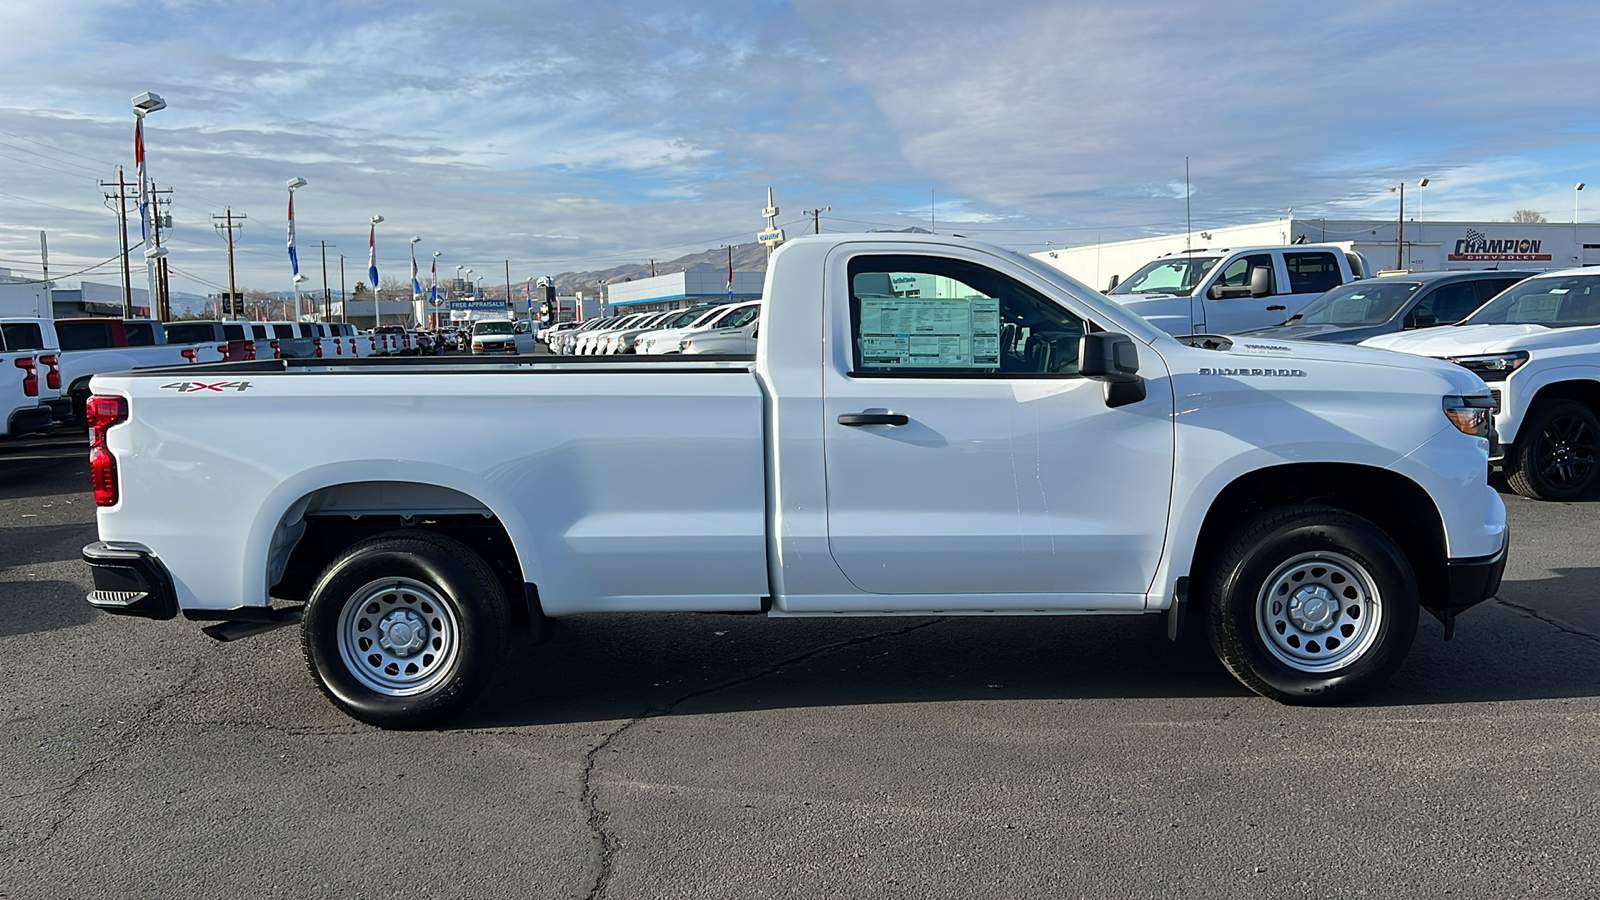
[[1388, 182, 1405, 270], [1417, 177, 1429, 221], [454, 265, 463, 299], [368, 214, 384, 330], [132, 91, 166, 320], [287, 177, 308, 320], [1577, 182, 1587, 225]]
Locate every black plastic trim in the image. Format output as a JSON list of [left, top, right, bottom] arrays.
[[1440, 530, 1509, 614], [7, 404, 54, 436], [82, 542, 179, 620]]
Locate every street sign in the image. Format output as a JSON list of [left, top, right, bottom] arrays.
[[428, 296, 444, 308], [759, 228, 785, 245]]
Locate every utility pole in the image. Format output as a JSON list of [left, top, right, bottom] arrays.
[[803, 206, 830, 234], [100, 167, 135, 316], [649, 258, 656, 277], [505, 260, 512, 316], [339, 254, 347, 322], [146, 183, 174, 320], [211, 208, 246, 318], [320, 240, 335, 320]]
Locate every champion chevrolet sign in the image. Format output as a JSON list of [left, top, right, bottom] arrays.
[[1448, 228, 1553, 262]]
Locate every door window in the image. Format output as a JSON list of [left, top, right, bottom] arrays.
[[848, 255, 1086, 376], [1214, 254, 1277, 294], [1412, 281, 1482, 324], [1284, 252, 1342, 294], [0, 322, 45, 351]]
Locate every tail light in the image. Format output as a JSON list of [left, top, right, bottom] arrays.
[[39, 354, 60, 391], [314, 338, 324, 358], [86, 395, 128, 507], [271, 340, 281, 360], [335, 338, 344, 356], [245, 342, 257, 361], [13, 356, 38, 397], [181, 348, 197, 363], [217, 344, 228, 359]]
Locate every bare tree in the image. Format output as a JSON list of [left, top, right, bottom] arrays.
[[1512, 209, 1548, 223]]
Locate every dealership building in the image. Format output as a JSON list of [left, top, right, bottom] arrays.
[[1032, 217, 1600, 292], [603, 265, 764, 314]]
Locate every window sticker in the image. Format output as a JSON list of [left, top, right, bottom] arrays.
[[859, 296, 1001, 368]]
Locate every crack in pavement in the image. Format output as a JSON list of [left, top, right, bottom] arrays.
[[1494, 597, 1600, 643], [576, 616, 944, 900], [11, 657, 206, 854]]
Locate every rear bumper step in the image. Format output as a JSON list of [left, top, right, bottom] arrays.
[[82, 542, 179, 620]]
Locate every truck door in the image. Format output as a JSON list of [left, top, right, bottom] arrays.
[[1197, 252, 1283, 333], [819, 246, 1175, 608]]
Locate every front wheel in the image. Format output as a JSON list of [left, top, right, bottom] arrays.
[[301, 530, 509, 728], [1505, 399, 1599, 501], [1206, 506, 1418, 705]]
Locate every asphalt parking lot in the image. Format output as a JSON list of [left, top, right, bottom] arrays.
[[2, 431, 1596, 900]]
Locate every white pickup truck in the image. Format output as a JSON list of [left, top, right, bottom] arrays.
[[1363, 267, 1600, 500], [1105, 245, 1369, 336], [82, 233, 1507, 728]]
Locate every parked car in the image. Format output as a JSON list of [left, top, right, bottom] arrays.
[[511, 320, 538, 355], [637, 306, 730, 354], [680, 302, 761, 354], [575, 314, 644, 355], [470, 319, 519, 354], [600, 310, 682, 355], [1105, 245, 1370, 335], [557, 318, 611, 355], [1, 322, 56, 436], [1240, 270, 1534, 343], [1362, 267, 1600, 500]]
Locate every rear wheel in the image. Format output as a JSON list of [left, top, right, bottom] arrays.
[[1207, 506, 1418, 705], [301, 530, 509, 729], [1506, 399, 1599, 501]]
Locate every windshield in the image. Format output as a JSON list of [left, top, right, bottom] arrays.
[[1459, 274, 1600, 327], [1287, 281, 1422, 326], [1107, 256, 1221, 296], [473, 321, 515, 335]]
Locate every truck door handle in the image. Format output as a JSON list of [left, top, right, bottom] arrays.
[[1266, 305, 1287, 311], [838, 412, 909, 426]]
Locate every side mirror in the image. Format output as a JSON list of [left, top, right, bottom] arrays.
[[1249, 265, 1272, 298], [1208, 283, 1225, 300], [1105, 274, 1120, 292], [1413, 314, 1438, 328], [1079, 332, 1145, 408]]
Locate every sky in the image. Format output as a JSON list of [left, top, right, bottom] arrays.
[[2, 0, 1598, 298]]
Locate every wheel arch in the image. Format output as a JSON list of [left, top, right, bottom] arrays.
[[1523, 377, 1600, 422], [247, 472, 543, 621], [1189, 463, 1449, 617]]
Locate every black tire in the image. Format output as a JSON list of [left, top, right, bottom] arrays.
[[301, 530, 509, 729], [1206, 506, 1419, 705], [1505, 399, 1600, 501]]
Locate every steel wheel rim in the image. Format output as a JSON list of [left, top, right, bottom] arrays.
[[1256, 551, 1383, 673], [337, 577, 461, 696], [1536, 415, 1596, 488]]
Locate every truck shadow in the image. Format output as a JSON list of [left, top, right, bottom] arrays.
[[0, 578, 96, 637], [461, 590, 1600, 728]]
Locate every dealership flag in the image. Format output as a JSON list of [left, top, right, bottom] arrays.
[[134, 118, 148, 243], [286, 194, 301, 279], [429, 257, 437, 302], [727, 256, 733, 301], [367, 224, 378, 288], [410, 244, 421, 295]]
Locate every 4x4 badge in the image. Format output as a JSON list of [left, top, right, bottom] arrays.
[[159, 381, 253, 393]]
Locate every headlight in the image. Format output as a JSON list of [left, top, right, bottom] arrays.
[[1443, 394, 1496, 438], [1447, 351, 1529, 382]]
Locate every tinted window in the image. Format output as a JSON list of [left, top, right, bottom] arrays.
[[848, 254, 1085, 376], [1284, 252, 1342, 294], [718, 306, 760, 329], [1, 322, 45, 351], [252, 324, 269, 339], [123, 321, 157, 346], [1411, 282, 1481, 324], [56, 320, 116, 350], [1474, 277, 1523, 303], [272, 324, 296, 339], [222, 323, 247, 341], [163, 322, 216, 344]]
